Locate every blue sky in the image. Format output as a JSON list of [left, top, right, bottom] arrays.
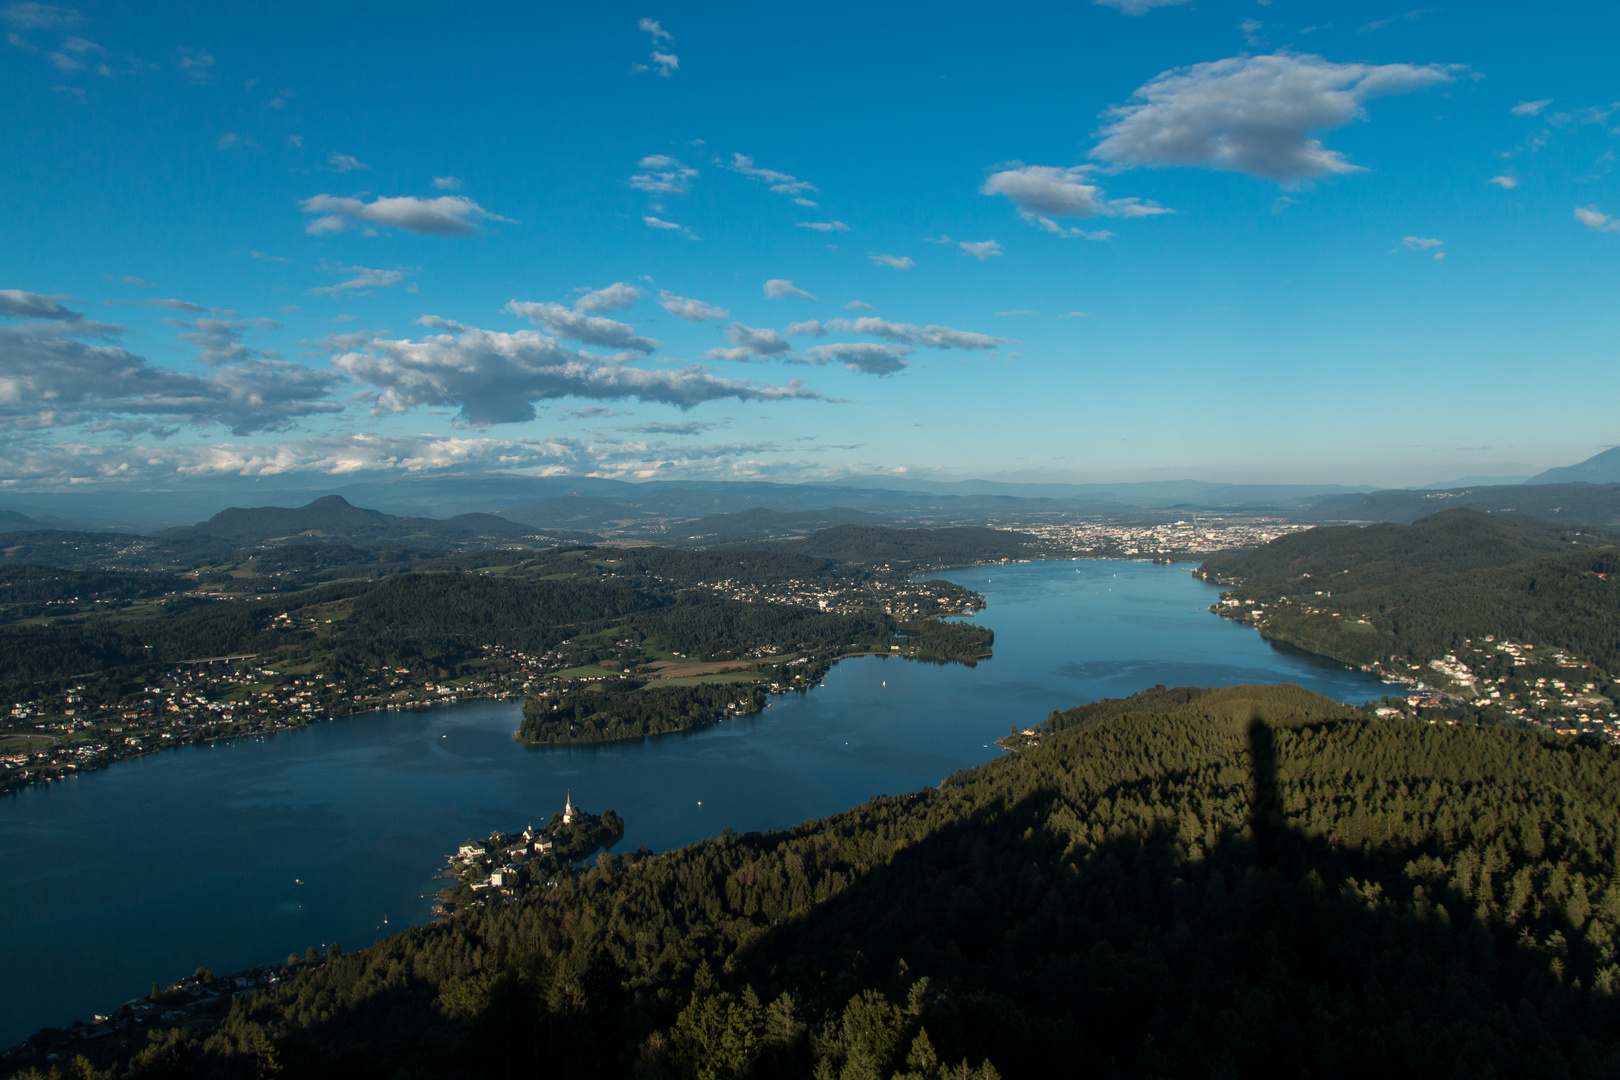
[[2, 0, 1617, 494]]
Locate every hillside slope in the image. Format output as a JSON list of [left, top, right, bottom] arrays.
[[31, 684, 1620, 1079]]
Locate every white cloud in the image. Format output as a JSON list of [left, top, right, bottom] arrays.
[[172, 316, 281, 366], [1401, 236, 1442, 249], [328, 152, 368, 172], [433, 176, 462, 190], [1092, 53, 1456, 184], [959, 240, 1002, 259], [822, 316, 1006, 350], [868, 254, 913, 269], [176, 47, 214, 84], [0, 307, 340, 435], [704, 322, 791, 360], [1091, 0, 1191, 13], [800, 342, 912, 375], [635, 18, 678, 76], [764, 279, 816, 300], [1488, 175, 1518, 189], [845, 300, 873, 310], [1512, 99, 1553, 117], [107, 297, 211, 314], [786, 321, 826, 337], [643, 216, 694, 236], [630, 154, 697, 194], [308, 265, 406, 295], [658, 290, 729, 321], [981, 166, 1171, 228], [105, 275, 159, 288], [727, 154, 817, 199], [299, 194, 509, 237], [249, 250, 287, 262], [0, 432, 826, 486], [330, 317, 822, 426], [797, 221, 848, 232], [505, 300, 660, 353], [0, 3, 81, 30], [0, 288, 82, 321], [573, 282, 641, 313], [1575, 205, 1620, 233]]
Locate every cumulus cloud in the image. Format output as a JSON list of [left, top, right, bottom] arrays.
[[659, 290, 729, 321], [727, 154, 817, 199], [505, 300, 660, 353], [785, 321, 826, 337], [299, 193, 508, 237], [702, 322, 792, 362], [960, 240, 1003, 259], [0, 431, 823, 486], [308, 265, 406, 296], [330, 318, 822, 426], [433, 176, 462, 190], [1091, 53, 1456, 184], [1575, 205, 1620, 233], [1092, 0, 1191, 13], [630, 154, 697, 194], [800, 342, 912, 375], [634, 18, 678, 76], [0, 306, 340, 435], [328, 152, 368, 172], [1512, 99, 1553, 117], [171, 316, 282, 366], [981, 165, 1171, 228], [764, 279, 815, 300], [1488, 175, 1519, 189], [797, 221, 848, 232], [573, 282, 642, 313], [868, 254, 913, 269], [0, 288, 82, 321]]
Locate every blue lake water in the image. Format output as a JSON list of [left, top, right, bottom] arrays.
[[0, 559, 1398, 1045]]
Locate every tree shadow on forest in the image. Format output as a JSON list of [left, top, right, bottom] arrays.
[[198, 713, 1617, 1080], [712, 717, 1615, 1080]]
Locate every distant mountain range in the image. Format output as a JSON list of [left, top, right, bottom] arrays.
[[1307, 482, 1620, 530], [1527, 445, 1620, 485], [158, 495, 574, 546]]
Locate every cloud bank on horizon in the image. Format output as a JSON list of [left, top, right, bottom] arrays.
[[3, 1, 1616, 492]]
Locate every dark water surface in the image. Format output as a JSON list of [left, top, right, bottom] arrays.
[[0, 560, 1397, 1044]]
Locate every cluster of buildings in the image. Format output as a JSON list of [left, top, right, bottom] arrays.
[[1017, 517, 1313, 558], [687, 574, 980, 620]]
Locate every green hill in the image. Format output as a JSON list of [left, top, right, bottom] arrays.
[[1198, 509, 1620, 675]]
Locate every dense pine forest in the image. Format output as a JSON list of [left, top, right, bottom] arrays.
[[21, 683, 1620, 1078], [1200, 508, 1620, 673]]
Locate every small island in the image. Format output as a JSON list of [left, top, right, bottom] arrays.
[[433, 794, 624, 916]]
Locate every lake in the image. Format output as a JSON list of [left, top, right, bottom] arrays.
[[0, 559, 1398, 1045]]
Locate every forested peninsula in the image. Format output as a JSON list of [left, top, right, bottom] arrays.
[[17, 683, 1620, 1078], [1199, 508, 1620, 738], [1, 527, 1009, 785]]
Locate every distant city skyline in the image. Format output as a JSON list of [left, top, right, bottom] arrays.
[[3, 0, 1617, 494]]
